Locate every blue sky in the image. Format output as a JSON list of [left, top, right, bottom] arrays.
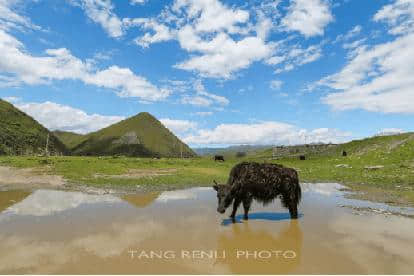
[[0, 0, 413, 147]]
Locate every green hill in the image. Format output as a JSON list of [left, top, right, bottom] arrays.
[[0, 99, 68, 155], [323, 132, 414, 157], [248, 133, 414, 204], [53, 130, 86, 150], [254, 132, 414, 160], [71, 112, 196, 158]]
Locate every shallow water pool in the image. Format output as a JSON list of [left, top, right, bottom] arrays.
[[0, 183, 413, 274]]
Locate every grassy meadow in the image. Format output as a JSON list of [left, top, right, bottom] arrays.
[[1, 132, 414, 205], [0, 155, 233, 190]]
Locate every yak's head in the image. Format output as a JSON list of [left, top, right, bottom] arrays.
[[213, 180, 234, 214]]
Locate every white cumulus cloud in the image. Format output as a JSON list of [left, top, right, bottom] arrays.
[[72, 0, 326, 79], [123, 18, 174, 47], [0, 29, 169, 101], [315, 0, 414, 114], [266, 43, 323, 74], [183, 121, 351, 146], [71, 0, 124, 38], [127, 0, 276, 79], [0, 0, 41, 31], [281, 0, 333, 37], [14, 100, 125, 134], [334, 25, 362, 43], [179, 79, 229, 107], [160, 118, 197, 136], [374, 0, 414, 35]]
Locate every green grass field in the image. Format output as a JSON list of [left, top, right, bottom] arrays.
[[1, 132, 414, 205], [0, 155, 232, 190]]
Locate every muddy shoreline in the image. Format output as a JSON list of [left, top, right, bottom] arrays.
[[0, 166, 207, 196], [0, 166, 66, 191]]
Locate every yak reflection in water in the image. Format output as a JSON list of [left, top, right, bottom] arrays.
[[2, 185, 414, 274], [216, 219, 302, 274], [121, 192, 161, 208], [0, 190, 31, 213]]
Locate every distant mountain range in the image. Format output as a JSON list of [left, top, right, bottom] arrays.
[[1, 99, 195, 158], [193, 145, 273, 156]]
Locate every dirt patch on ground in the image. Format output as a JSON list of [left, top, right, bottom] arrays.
[[94, 168, 178, 179], [0, 166, 66, 190], [0, 166, 188, 195], [345, 183, 414, 207], [189, 167, 223, 175], [339, 205, 414, 219]]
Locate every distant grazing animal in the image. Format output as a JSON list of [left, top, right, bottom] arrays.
[[213, 162, 301, 222], [214, 155, 225, 162], [342, 151, 347, 157], [299, 155, 306, 160]]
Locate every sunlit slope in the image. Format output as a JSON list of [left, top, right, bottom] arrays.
[[71, 112, 196, 158], [252, 133, 414, 199], [255, 132, 414, 160], [53, 130, 87, 150], [0, 99, 68, 155]]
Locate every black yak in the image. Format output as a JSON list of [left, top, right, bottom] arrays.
[[213, 162, 301, 222], [299, 155, 306, 160], [342, 150, 347, 157], [214, 155, 225, 162]]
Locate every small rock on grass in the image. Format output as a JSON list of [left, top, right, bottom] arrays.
[[364, 165, 384, 170], [336, 164, 351, 168]]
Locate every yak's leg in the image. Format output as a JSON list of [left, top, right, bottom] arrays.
[[230, 198, 241, 222], [281, 193, 298, 219], [242, 196, 253, 220], [288, 203, 298, 219]]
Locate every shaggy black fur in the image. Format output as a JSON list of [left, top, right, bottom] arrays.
[[214, 155, 225, 161], [342, 150, 347, 157], [213, 162, 301, 222], [299, 155, 306, 160]]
